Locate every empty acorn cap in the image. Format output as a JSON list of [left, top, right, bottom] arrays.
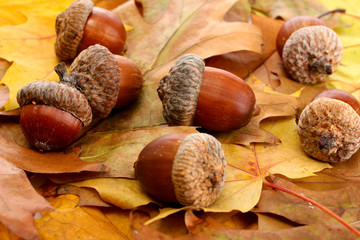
[[298, 97, 360, 163], [55, 0, 94, 60], [157, 54, 205, 126], [69, 44, 121, 118], [17, 81, 93, 126], [172, 133, 226, 207]]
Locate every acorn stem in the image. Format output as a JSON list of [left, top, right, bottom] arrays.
[[55, 62, 74, 85]]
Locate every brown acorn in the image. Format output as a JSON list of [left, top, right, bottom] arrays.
[[282, 25, 343, 84], [157, 54, 258, 132], [134, 132, 226, 207], [55, 0, 126, 60], [297, 97, 360, 163], [17, 81, 92, 151]]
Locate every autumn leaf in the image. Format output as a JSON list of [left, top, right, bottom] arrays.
[[0, 0, 74, 111], [0, 157, 53, 240], [255, 177, 360, 230], [113, 0, 263, 82], [0, 134, 108, 174], [36, 194, 131, 239], [130, 208, 354, 240]]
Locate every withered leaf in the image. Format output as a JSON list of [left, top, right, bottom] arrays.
[[0, 157, 53, 240]]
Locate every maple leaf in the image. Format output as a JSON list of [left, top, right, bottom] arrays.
[[0, 0, 74, 111]]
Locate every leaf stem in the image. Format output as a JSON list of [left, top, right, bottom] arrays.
[[263, 179, 360, 237]]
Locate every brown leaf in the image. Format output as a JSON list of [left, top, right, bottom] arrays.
[[132, 208, 356, 239], [0, 135, 108, 173], [255, 176, 360, 231], [0, 157, 53, 240], [113, 0, 262, 82], [206, 14, 284, 79], [57, 185, 113, 207]]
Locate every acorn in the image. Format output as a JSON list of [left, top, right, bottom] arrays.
[[134, 132, 226, 207], [311, 89, 360, 116], [56, 45, 143, 118], [276, 16, 326, 58], [281, 25, 343, 84], [297, 96, 360, 163], [157, 54, 258, 132], [55, 0, 126, 61], [17, 81, 92, 151]]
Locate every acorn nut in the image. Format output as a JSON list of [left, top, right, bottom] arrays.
[[276, 16, 326, 58], [17, 80, 92, 151], [56, 45, 143, 118], [157, 54, 258, 132], [297, 97, 360, 163], [55, 0, 126, 60], [281, 25, 343, 84], [311, 89, 360, 116], [134, 132, 226, 207]]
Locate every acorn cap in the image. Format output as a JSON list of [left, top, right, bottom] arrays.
[[172, 133, 226, 207], [297, 97, 360, 163], [55, 0, 94, 60], [282, 26, 343, 84], [157, 54, 204, 126], [69, 44, 121, 118], [17, 80, 92, 126]]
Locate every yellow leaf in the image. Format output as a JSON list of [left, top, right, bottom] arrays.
[[36, 194, 130, 239], [0, 0, 73, 111]]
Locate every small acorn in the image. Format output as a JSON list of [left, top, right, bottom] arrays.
[[157, 54, 259, 132], [17, 81, 92, 151], [281, 25, 343, 84], [134, 132, 226, 207], [297, 96, 360, 163], [55, 0, 126, 60], [56, 45, 143, 118], [276, 16, 326, 58]]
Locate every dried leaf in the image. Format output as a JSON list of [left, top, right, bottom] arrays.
[[57, 185, 113, 207], [36, 194, 129, 239], [255, 176, 360, 230], [0, 157, 53, 240], [0, 0, 74, 111], [0, 135, 108, 173], [113, 0, 263, 82]]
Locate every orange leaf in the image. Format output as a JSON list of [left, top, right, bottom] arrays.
[[0, 157, 53, 240]]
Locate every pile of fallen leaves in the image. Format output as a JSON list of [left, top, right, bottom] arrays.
[[0, 0, 360, 239]]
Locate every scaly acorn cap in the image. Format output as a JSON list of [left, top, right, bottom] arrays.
[[157, 54, 204, 126], [297, 97, 360, 163], [172, 133, 226, 207], [67, 44, 121, 118], [55, 0, 94, 60], [282, 25, 343, 84], [17, 80, 92, 126]]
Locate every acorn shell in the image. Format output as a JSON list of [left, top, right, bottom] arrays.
[[282, 26, 343, 84], [17, 80, 92, 126], [69, 44, 121, 118], [55, 0, 94, 60], [297, 97, 360, 163], [172, 133, 226, 207], [157, 54, 204, 126]]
